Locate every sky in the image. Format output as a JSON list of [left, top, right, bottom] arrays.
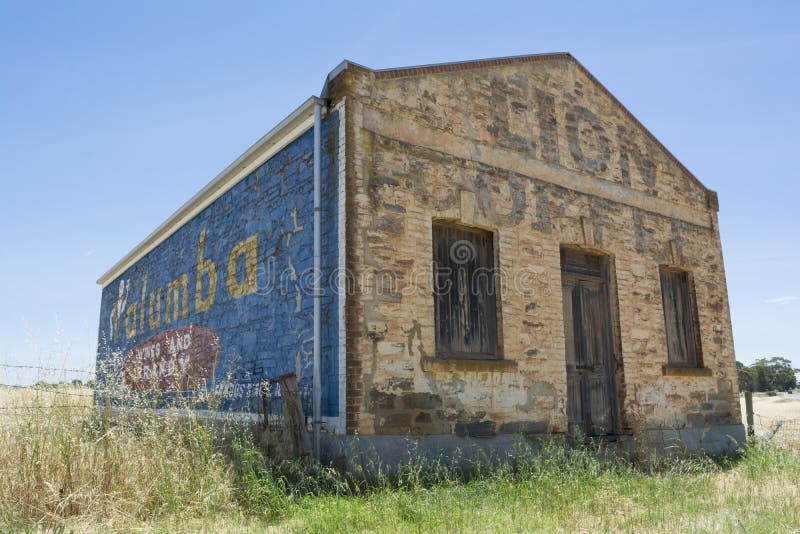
[[0, 0, 798, 382]]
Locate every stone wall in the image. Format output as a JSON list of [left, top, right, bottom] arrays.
[[332, 56, 740, 436]]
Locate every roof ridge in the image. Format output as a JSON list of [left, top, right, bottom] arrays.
[[371, 52, 571, 75]]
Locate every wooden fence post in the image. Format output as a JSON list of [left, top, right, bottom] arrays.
[[278, 373, 312, 457], [744, 391, 754, 438], [258, 378, 271, 449]]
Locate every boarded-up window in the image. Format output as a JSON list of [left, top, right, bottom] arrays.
[[432, 222, 498, 359], [659, 266, 703, 367]]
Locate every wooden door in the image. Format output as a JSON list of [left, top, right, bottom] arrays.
[[561, 250, 617, 437]]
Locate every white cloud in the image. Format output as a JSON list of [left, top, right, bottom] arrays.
[[764, 296, 799, 305]]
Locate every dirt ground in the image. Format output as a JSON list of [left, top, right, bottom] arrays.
[[741, 392, 800, 421]]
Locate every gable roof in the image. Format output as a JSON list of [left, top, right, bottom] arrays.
[[100, 53, 712, 287], [322, 52, 708, 194]]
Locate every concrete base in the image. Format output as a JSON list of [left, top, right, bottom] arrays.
[[321, 424, 746, 470], [644, 424, 745, 456]]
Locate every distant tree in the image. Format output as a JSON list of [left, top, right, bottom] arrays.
[[765, 357, 798, 391], [736, 361, 754, 392], [749, 357, 798, 392], [752, 363, 769, 392]]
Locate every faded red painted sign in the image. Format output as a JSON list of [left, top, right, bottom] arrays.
[[123, 325, 220, 392]]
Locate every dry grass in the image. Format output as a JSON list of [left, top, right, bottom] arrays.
[[0, 386, 798, 532], [0, 383, 93, 405], [0, 385, 93, 433], [0, 385, 238, 529], [742, 392, 800, 420]]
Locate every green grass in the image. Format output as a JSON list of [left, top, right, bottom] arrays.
[[228, 441, 799, 534], [1, 386, 799, 533], [123, 438, 800, 533]]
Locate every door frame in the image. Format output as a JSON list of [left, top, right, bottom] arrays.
[[560, 246, 621, 438]]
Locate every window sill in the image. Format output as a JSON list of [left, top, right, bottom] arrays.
[[661, 365, 713, 377], [422, 357, 518, 373]]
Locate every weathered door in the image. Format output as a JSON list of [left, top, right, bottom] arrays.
[[561, 249, 618, 437]]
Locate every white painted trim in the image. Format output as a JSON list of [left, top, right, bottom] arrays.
[[336, 98, 347, 435], [97, 97, 319, 287], [321, 415, 341, 432]]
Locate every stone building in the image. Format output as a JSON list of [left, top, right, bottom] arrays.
[[97, 53, 744, 457]]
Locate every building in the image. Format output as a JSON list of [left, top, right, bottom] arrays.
[[96, 53, 744, 457]]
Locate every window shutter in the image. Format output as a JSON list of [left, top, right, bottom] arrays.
[[660, 267, 702, 367], [433, 223, 498, 358]]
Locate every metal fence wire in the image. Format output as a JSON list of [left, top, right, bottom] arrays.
[[0, 363, 95, 375], [0, 364, 313, 432], [751, 411, 800, 454], [4, 364, 798, 455]]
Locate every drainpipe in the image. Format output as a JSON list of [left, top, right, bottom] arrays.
[[312, 99, 323, 461]]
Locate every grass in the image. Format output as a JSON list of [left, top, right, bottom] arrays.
[[1, 385, 799, 533], [235, 441, 798, 534]]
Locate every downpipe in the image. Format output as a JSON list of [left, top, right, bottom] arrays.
[[312, 99, 323, 461]]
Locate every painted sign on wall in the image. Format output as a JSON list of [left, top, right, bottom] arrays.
[[97, 113, 340, 416], [122, 325, 220, 392]]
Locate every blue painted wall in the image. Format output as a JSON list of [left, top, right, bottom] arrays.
[[96, 112, 340, 416]]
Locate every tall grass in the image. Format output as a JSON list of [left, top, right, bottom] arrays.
[[0, 386, 236, 528], [1, 384, 798, 532]]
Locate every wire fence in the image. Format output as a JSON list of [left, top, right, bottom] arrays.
[[3, 364, 797, 454], [0, 363, 95, 416], [0, 363, 313, 433], [750, 410, 800, 454], [0, 405, 96, 413], [0, 363, 96, 375]]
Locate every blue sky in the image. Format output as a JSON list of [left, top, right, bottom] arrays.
[[0, 0, 798, 380]]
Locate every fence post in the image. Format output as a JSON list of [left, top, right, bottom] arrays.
[[278, 374, 312, 457], [744, 391, 754, 438], [258, 378, 271, 449]]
